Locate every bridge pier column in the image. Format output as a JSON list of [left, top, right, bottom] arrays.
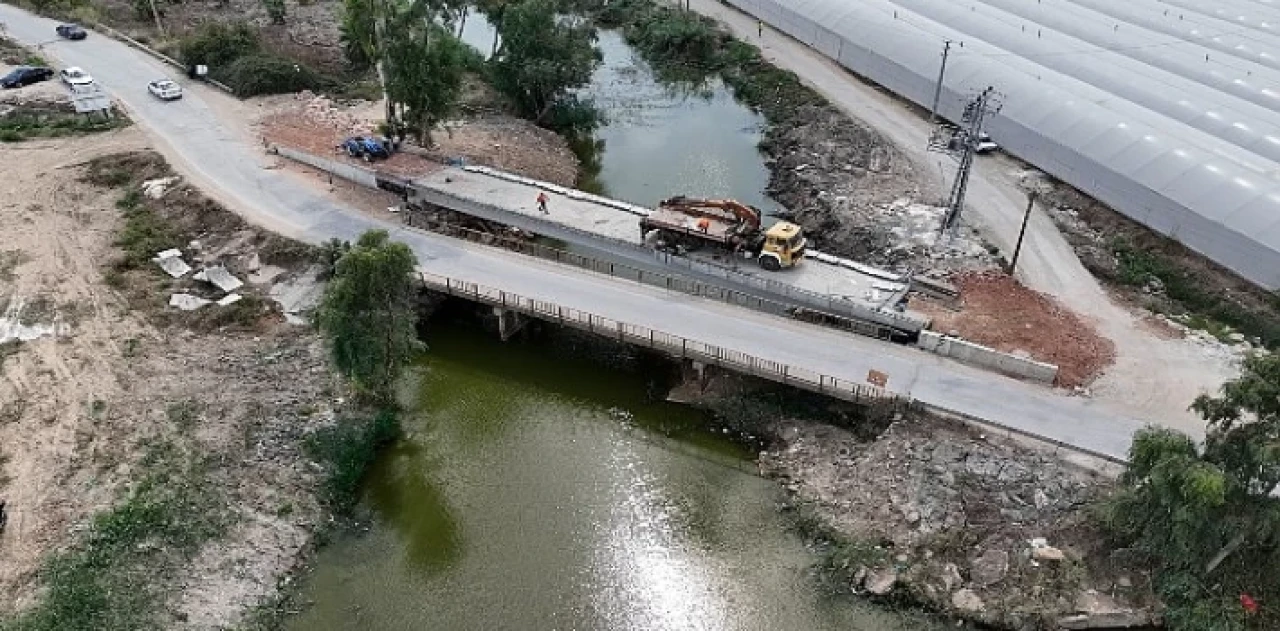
[[493, 307, 528, 341], [682, 359, 711, 393]]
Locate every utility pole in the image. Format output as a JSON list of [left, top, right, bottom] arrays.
[[1007, 190, 1037, 274], [928, 40, 952, 126], [148, 0, 165, 35], [926, 86, 1003, 238]]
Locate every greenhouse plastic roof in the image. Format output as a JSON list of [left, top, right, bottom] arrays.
[[728, 0, 1280, 289]]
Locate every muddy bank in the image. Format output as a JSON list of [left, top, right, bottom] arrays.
[[677, 372, 1160, 629]]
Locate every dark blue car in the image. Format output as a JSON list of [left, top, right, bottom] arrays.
[[1, 66, 54, 89], [341, 136, 391, 161], [56, 24, 88, 40]]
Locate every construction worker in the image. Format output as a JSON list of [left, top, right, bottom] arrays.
[[536, 191, 550, 214]]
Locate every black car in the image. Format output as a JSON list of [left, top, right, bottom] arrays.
[[0, 66, 55, 88], [55, 24, 88, 40]]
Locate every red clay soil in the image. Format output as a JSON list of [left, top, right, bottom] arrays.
[[914, 272, 1116, 388]]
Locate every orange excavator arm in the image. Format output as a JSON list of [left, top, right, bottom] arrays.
[[658, 196, 762, 232]]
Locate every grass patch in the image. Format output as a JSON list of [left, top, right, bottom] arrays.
[[1111, 236, 1280, 349], [1, 442, 225, 631], [0, 250, 30, 282], [0, 109, 129, 143], [304, 410, 400, 515], [111, 189, 180, 272]]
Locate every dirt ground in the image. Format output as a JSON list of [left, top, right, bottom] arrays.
[[761, 414, 1157, 629], [257, 91, 581, 187], [914, 272, 1117, 388], [0, 131, 343, 627]]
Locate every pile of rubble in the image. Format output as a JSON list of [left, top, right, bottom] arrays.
[[761, 416, 1158, 629]]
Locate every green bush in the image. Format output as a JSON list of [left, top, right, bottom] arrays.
[[177, 21, 261, 69], [214, 54, 326, 97], [305, 410, 401, 514], [112, 190, 179, 271]]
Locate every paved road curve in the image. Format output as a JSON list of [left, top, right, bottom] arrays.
[[0, 3, 1148, 461]]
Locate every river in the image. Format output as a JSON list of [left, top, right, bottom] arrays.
[[289, 317, 944, 629], [455, 14, 779, 211]]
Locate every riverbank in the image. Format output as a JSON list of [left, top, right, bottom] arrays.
[[0, 132, 370, 628], [672, 371, 1161, 629], [591, 0, 992, 271]]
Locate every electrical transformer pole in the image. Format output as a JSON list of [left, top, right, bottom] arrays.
[[927, 86, 1003, 238]]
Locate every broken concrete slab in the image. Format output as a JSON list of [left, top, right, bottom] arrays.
[[269, 265, 324, 324], [142, 176, 181, 199], [152, 252, 192, 278], [248, 265, 286, 286], [216, 293, 243, 307], [194, 266, 244, 293], [169, 293, 211, 311]]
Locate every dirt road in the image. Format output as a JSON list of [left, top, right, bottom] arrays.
[[688, 0, 1237, 432]]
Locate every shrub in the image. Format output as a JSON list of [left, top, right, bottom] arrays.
[[214, 54, 325, 97], [177, 21, 260, 70], [305, 411, 400, 513]]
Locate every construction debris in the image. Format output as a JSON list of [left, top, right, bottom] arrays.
[[216, 293, 243, 307], [142, 176, 180, 199], [169, 293, 211, 311], [152, 248, 192, 278], [194, 266, 245, 293]]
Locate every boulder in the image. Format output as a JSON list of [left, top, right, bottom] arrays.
[[1032, 545, 1066, 562], [971, 549, 1009, 587], [951, 588, 985, 614], [1057, 590, 1153, 629], [939, 562, 963, 593], [864, 567, 898, 595]]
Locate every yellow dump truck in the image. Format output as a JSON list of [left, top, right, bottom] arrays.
[[639, 196, 806, 271]]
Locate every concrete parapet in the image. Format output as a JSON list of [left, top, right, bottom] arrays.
[[918, 330, 1059, 385]]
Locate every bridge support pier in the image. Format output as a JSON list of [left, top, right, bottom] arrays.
[[683, 359, 711, 393], [493, 307, 528, 341]]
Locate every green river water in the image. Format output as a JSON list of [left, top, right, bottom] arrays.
[[289, 319, 944, 630]]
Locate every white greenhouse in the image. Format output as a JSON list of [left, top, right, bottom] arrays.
[[727, 0, 1280, 290]]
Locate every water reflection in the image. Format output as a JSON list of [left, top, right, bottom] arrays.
[[288, 322, 946, 631], [454, 15, 779, 211]]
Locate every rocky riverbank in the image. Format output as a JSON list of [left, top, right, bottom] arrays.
[[762, 415, 1161, 629]]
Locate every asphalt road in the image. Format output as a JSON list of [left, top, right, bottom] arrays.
[[0, 3, 1148, 461]]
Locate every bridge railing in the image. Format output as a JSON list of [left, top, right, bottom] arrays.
[[421, 271, 909, 408], [403, 176, 929, 333], [406, 217, 901, 340]]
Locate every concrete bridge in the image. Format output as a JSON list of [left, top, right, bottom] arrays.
[[0, 2, 1149, 463]]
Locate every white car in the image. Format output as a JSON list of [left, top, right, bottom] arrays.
[[59, 66, 93, 87], [147, 79, 183, 101], [975, 132, 1000, 154]]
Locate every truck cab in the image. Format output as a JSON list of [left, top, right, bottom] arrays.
[[758, 221, 806, 270]]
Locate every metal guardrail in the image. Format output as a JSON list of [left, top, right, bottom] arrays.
[[405, 214, 900, 340], [407, 179, 930, 334], [420, 271, 909, 407], [93, 23, 236, 95]]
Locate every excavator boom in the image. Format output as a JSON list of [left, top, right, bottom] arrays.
[[657, 196, 762, 232]]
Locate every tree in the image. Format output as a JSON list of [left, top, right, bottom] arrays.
[[383, 17, 468, 145], [317, 230, 422, 402], [490, 0, 602, 124], [1103, 353, 1280, 629], [473, 0, 514, 57]]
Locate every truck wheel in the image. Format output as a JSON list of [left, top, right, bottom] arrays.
[[759, 255, 782, 271]]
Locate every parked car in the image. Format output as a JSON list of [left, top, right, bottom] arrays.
[[147, 78, 182, 100], [0, 66, 54, 88], [55, 24, 87, 40], [341, 136, 391, 161], [975, 132, 1000, 154], [59, 66, 94, 87]]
